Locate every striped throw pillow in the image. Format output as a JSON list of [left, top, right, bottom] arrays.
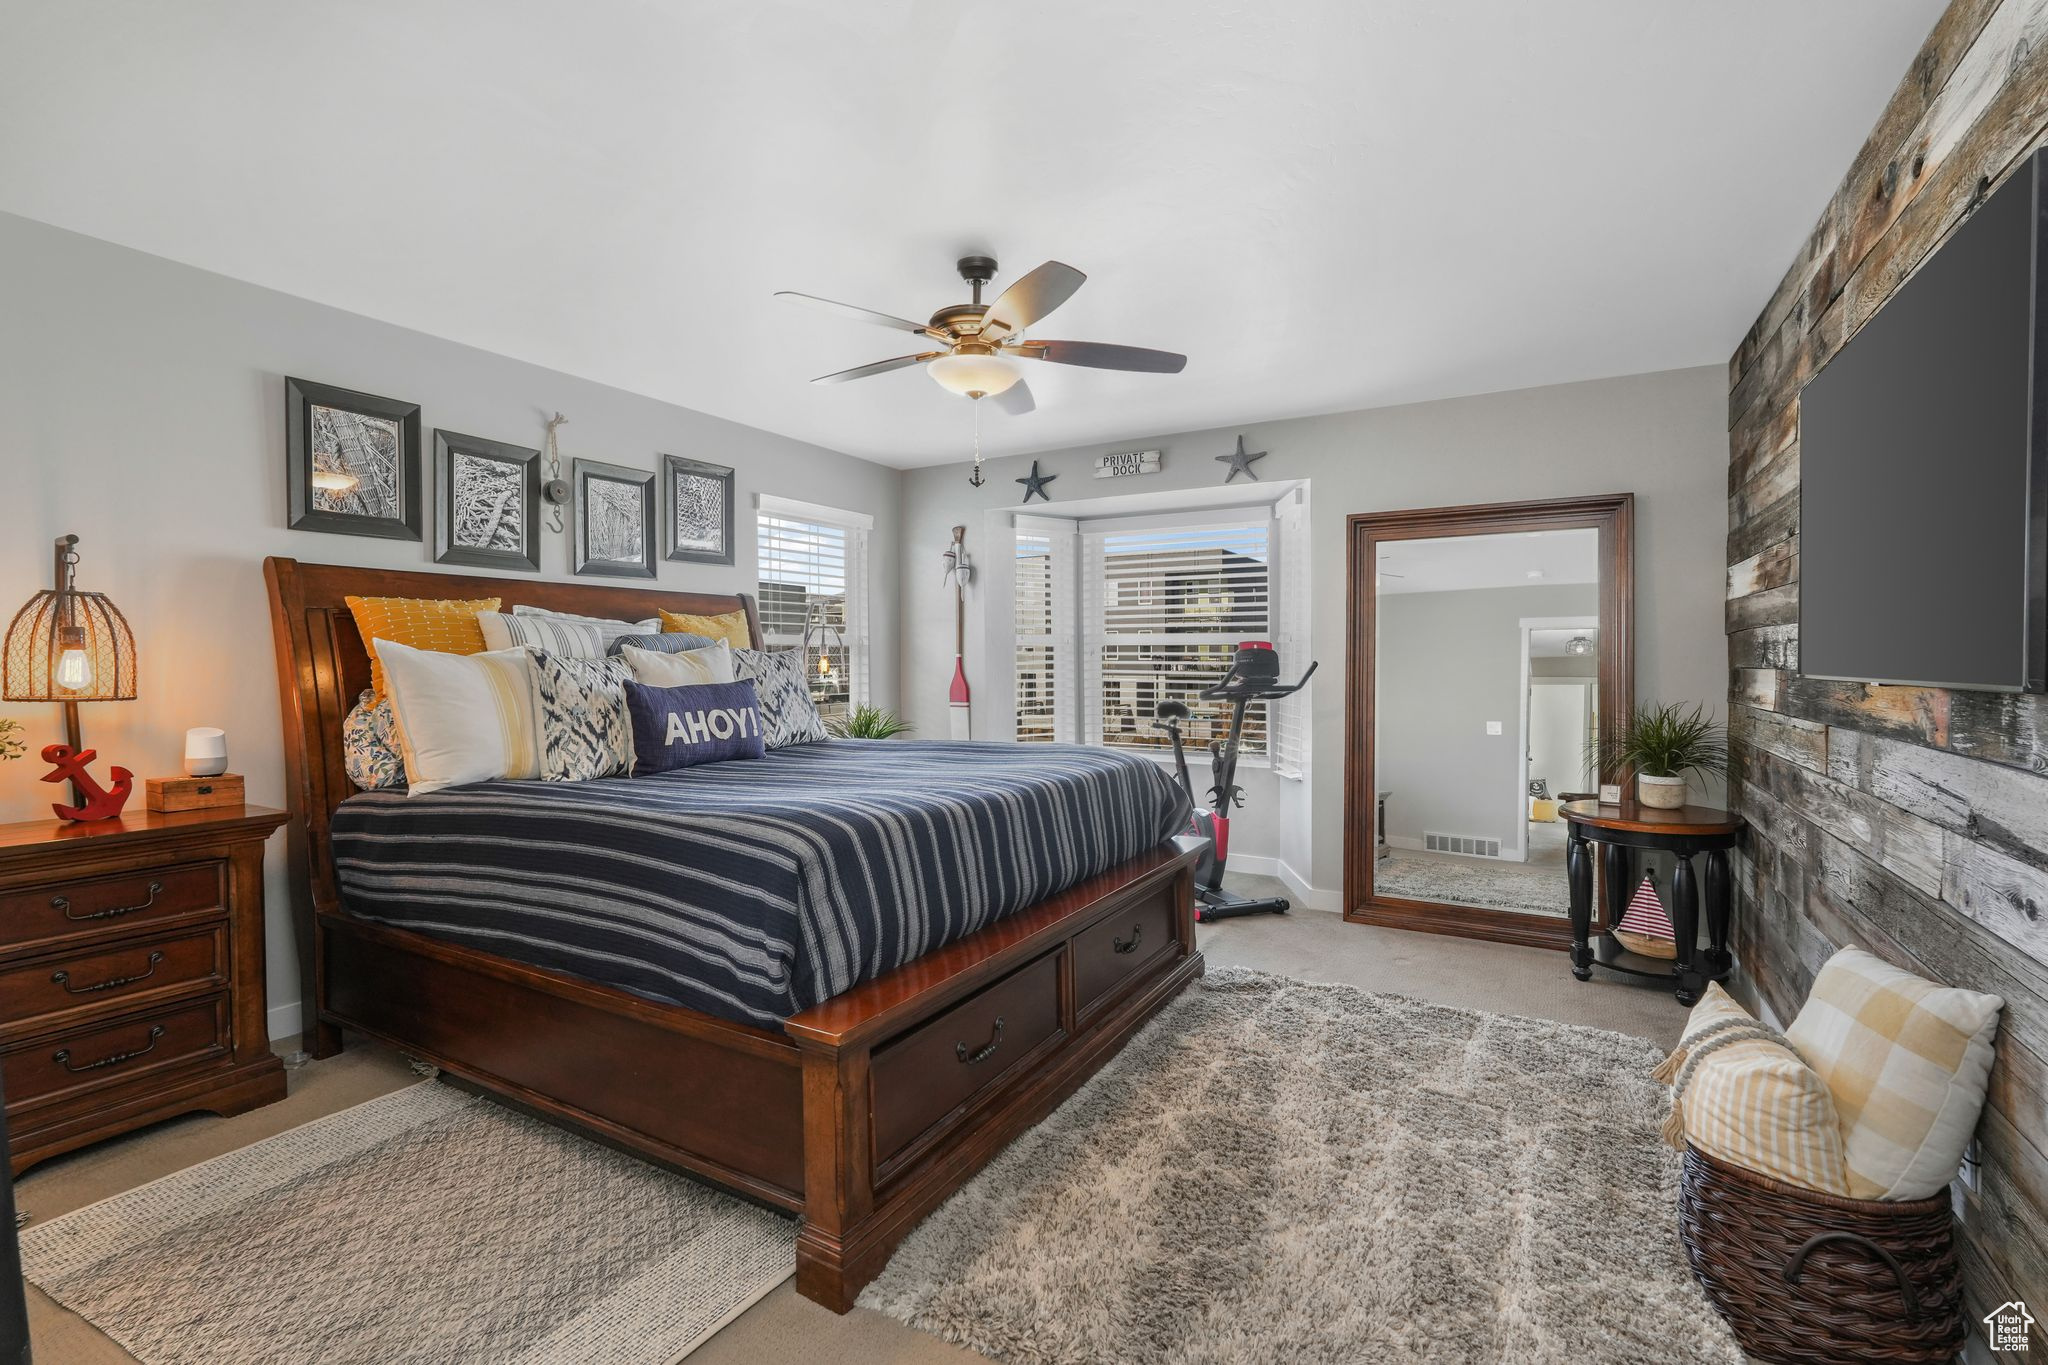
[[1787, 947, 2003, 1200], [376, 640, 541, 794], [1657, 983, 1850, 1195], [509, 605, 659, 651], [477, 611, 607, 658]]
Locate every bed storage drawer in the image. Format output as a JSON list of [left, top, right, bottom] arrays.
[[869, 950, 1063, 1164], [1072, 888, 1177, 1019]]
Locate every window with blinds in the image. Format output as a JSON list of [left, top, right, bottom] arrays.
[[756, 500, 869, 725], [1081, 521, 1272, 757], [1014, 527, 1062, 742]]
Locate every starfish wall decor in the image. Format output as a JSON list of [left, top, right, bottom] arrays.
[[1216, 434, 1267, 483], [1016, 460, 1058, 503]]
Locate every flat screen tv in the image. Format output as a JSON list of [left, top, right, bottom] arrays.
[[1798, 148, 2048, 693]]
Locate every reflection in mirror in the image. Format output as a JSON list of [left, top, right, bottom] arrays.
[[1372, 527, 1600, 919]]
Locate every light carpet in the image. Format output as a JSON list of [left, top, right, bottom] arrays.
[[20, 1082, 793, 1365], [1376, 846, 1570, 917], [860, 967, 1738, 1365]]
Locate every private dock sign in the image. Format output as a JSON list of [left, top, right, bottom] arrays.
[[1093, 449, 1163, 479]]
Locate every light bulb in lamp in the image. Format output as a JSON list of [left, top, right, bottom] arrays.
[[818, 653, 833, 678], [55, 625, 93, 692], [928, 349, 1021, 399]]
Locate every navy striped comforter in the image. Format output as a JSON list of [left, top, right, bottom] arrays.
[[331, 740, 1191, 1028]]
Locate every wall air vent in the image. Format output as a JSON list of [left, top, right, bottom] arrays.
[[1424, 831, 1502, 859]]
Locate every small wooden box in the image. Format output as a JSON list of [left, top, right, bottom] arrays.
[[146, 773, 246, 813]]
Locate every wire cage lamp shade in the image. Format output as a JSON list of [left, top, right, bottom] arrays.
[[3, 535, 137, 706]]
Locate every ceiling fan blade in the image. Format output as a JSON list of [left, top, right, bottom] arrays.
[[810, 352, 940, 384], [992, 377, 1036, 415], [981, 261, 1086, 338], [776, 290, 935, 337], [1011, 340, 1187, 373]]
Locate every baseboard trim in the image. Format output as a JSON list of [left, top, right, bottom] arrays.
[[268, 999, 303, 1043], [1227, 855, 1342, 913]]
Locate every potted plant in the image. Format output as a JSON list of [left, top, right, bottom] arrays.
[[1589, 701, 1727, 810], [827, 705, 914, 740]]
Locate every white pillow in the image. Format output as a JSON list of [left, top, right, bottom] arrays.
[[510, 605, 659, 650], [619, 639, 735, 687], [477, 611, 607, 658], [377, 639, 541, 794]]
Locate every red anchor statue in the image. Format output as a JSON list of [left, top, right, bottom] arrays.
[[39, 744, 133, 822]]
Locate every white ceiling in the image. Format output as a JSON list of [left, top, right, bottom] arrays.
[[1532, 627, 1598, 659], [1378, 528, 1598, 594], [0, 1, 1942, 467]]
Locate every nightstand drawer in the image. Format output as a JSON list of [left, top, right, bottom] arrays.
[[0, 862, 224, 954], [0, 926, 227, 1036], [3, 996, 229, 1111]]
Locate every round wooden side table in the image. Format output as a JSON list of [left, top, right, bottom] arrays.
[[1561, 799, 1744, 1006]]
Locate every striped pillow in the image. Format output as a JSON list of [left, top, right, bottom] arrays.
[[1786, 947, 2003, 1200], [508, 606, 659, 651], [477, 611, 607, 658], [1657, 983, 1850, 1195], [376, 639, 540, 795]]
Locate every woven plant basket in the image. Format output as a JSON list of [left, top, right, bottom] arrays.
[[1677, 1144, 1963, 1364]]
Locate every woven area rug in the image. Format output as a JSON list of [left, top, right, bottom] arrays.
[[21, 1082, 792, 1364], [861, 968, 1740, 1365], [1376, 847, 1570, 917]]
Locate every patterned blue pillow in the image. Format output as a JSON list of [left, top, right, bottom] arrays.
[[530, 652, 634, 781], [342, 690, 406, 789], [607, 631, 715, 658], [624, 680, 766, 774], [730, 648, 830, 748]]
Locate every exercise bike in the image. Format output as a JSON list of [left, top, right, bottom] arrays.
[[1153, 642, 1318, 923]]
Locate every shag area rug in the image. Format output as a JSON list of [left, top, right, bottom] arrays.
[[861, 968, 1740, 1365], [1376, 847, 1570, 917], [21, 1082, 792, 1364]]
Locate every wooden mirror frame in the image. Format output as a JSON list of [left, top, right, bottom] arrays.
[[1343, 493, 1634, 949]]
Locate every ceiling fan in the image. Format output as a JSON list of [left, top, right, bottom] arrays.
[[776, 255, 1187, 415]]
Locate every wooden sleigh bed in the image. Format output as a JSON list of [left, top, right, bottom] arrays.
[[264, 557, 1203, 1311]]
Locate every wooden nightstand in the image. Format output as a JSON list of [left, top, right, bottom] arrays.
[[0, 804, 289, 1173]]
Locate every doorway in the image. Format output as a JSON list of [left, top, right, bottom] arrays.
[[1344, 495, 1633, 950]]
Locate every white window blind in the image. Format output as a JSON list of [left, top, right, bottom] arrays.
[[1081, 518, 1272, 757], [1012, 517, 1076, 743], [756, 496, 871, 725], [1270, 491, 1309, 780]]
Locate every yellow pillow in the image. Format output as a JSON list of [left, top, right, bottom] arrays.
[[658, 608, 752, 648], [1657, 983, 1851, 1195], [346, 594, 501, 699]]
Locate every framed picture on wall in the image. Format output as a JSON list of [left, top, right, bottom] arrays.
[[285, 377, 422, 540], [662, 454, 735, 565], [572, 458, 657, 578], [433, 430, 541, 572]]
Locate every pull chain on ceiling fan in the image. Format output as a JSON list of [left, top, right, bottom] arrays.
[[776, 255, 1187, 419]]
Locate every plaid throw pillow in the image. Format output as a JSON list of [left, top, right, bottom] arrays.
[[1786, 947, 2002, 1200]]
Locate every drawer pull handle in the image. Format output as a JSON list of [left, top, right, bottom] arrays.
[[54, 1025, 165, 1074], [52, 882, 164, 922], [955, 1016, 1005, 1066], [1113, 924, 1144, 955], [52, 952, 164, 996]]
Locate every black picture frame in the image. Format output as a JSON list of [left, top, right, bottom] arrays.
[[285, 377, 422, 540], [433, 430, 541, 572], [662, 454, 736, 565], [572, 458, 657, 579]]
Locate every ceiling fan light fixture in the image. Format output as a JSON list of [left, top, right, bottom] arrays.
[[928, 350, 1022, 399]]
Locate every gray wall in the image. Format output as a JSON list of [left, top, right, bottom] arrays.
[[1377, 583, 1597, 849], [900, 365, 1730, 900], [0, 211, 902, 1038]]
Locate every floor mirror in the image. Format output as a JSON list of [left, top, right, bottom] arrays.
[[1344, 494, 1633, 949]]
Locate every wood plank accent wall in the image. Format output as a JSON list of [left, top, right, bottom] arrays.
[[1726, 0, 2048, 1343]]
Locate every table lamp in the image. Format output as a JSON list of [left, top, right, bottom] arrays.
[[3, 534, 138, 818]]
